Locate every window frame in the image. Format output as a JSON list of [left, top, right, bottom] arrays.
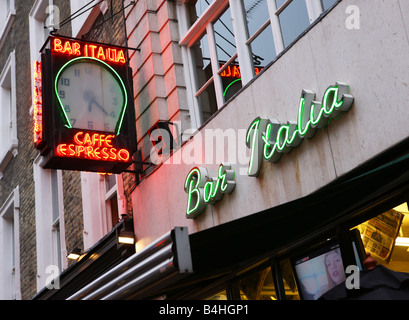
[[33, 156, 67, 291], [0, 186, 21, 300], [178, 0, 332, 128], [103, 173, 120, 231], [29, 0, 53, 119], [81, 172, 120, 250], [0, 50, 17, 179], [0, 0, 16, 51]]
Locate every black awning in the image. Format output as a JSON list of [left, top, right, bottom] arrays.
[[188, 152, 409, 275]]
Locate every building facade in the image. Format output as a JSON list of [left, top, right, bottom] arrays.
[[1, 0, 409, 300]]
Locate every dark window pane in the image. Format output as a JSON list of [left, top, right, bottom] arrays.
[[278, 0, 310, 47], [245, 0, 277, 68]]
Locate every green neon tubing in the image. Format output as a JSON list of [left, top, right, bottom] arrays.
[[223, 78, 241, 97], [246, 118, 260, 176], [54, 56, 128, 135], [184, 168, 202, 216], [263, 85, 348, 162]]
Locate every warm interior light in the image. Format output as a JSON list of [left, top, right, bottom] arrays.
[[118, 236, 135, 245], [67, 248, 82, 260], [118, 230, 135, 245], [67, 252, 81, 260], [117, 216, 135, 245], [395, 237, 409, 246]]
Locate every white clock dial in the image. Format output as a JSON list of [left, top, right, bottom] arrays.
[[56, 60, 124, 133]]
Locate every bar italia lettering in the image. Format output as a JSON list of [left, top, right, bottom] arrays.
[[184, 163, 236, 219], [56, 132, 130, 162], [246, 82, 354, 177], [52, 37, 126, 64]]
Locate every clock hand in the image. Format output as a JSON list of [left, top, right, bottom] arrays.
[[92, 100, 109, 115], [84, 90, 94, 112], [83, 90, 108, 115]]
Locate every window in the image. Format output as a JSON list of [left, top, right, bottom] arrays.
[[206, 289, 227, 300], [0, 0, 15, 51], [202, 261, 301, 300], [70, 0, 108, 37], [29, 0, 52, 62], [0, 50, 17, 178], [33, 157, 66, 290], [104, 174, 120, 229], [29, 0, 53, 113], [238, 267, 277, 300], [81, 172, 120, 250], [51, 170, 63, 271], [276, 0, 310, 47], [194, 0, 215, 18], [244, 0, 276, 72], [321, 0, 338, 12], [355, 202, 409, 273], [178, 0, 333, 128], [0, 187, 21, 300]]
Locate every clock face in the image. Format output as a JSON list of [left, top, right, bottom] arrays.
[[55, 58, 126, 133]]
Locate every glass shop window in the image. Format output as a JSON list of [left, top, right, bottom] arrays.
[[354, 202, 409, 273], [238, 267, 277, 300], [206, 290, 227, 300], [279, 259, 301, 300], [237, 263, 300, 300]]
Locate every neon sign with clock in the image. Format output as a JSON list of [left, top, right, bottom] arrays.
[[36, 36, 136, 173]]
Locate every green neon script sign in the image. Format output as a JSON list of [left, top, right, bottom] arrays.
[[246, 82, 354, 177], [184, 163, 236, 219]]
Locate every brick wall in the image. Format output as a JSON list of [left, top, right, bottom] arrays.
[[0, 0, 38, 300]]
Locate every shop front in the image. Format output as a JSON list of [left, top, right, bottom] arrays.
[[57, 139, 409, 300], [35, 78, 409, 299], [34, 0, 409, 300], [57, 76, 409, 299]]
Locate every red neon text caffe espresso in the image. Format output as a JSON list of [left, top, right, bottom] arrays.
[[56, 132, 130, 162]]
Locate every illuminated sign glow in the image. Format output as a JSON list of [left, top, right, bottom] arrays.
[[54, 56, 128, 135], [184, 163, 236, 219], [56, 131, 130, 162], [246, 82, 354, 177], [36, 36, 136, 174], [33, 61, 43, 146], [220, 64, 263, 78], [52, 37, 126, 64]]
